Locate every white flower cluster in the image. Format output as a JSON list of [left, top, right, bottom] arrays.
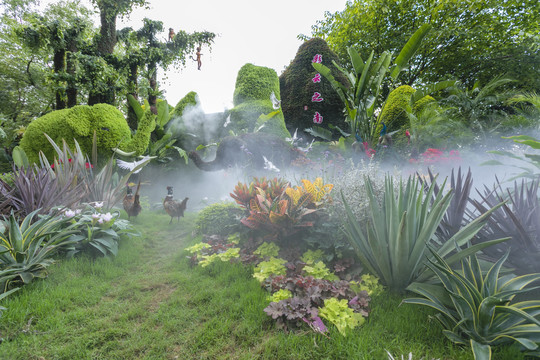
[[62, 201, 111, 224]]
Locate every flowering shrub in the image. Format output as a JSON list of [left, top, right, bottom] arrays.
[[409, 148, 461, 165], [60, 202, 138, 257], [50, 158, 93, 169]]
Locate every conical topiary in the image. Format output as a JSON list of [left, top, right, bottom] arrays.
[[279, 38, 349, 140]]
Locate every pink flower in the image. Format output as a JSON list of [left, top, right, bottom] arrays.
[[312, 73, 322, 83]]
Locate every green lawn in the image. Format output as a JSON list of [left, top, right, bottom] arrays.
[[0, 212, 525, 359]]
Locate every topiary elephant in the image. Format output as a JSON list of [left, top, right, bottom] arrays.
[[20, 103, 156, 164], [188, 133, 304, 172]]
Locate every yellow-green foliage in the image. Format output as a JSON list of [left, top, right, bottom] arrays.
[[20, 104, 155, 164], [254, 242, 280, 258], [185, 242, 211, 254], [268, 289, 292, 303], [171, 91, 198, 118], [319, 297, 364, 336], [229, 63, 290, 138], [377, 85, 415, 133], [412, 95, 435, 114], [350, 274, 384, 296], [199, 247, 240, 267], [253, 257, 287, 282], [301, 249, 325, 264], [303, 261, 338, 281]]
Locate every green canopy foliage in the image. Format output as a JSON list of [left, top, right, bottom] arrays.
[[301, 0, 540, 93]]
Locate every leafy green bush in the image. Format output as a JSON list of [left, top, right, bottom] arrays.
[[405, 250, 540, 360], [195, 201, 244, 236], [342, 174, 508, 292]]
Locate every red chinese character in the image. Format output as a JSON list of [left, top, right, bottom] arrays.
[[313, 112, 323, 124], [312, 73, 321, 83], [312, 54, 323, 63], [311, 92, 323, 102]]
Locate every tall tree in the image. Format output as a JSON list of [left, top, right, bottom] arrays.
[[301, 0, 540, 92], [129, 18, 215, 114], [88, 0, 148, 104]]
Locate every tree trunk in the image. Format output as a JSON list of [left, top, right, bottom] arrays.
[[53, 49, 66, 110], [148, 63, 158, 115], [88, 5, 117, 105], [127, 62, 139, 131], [66, 39, 78, 108]]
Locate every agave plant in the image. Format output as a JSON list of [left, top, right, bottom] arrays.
[[418, 167, 475, 244], [0, 210, 79, 289], [469, 177, 540, 274], [342, 174, 508, 292], [404, 250, 540, 360]]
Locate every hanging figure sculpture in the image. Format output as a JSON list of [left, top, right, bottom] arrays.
[[168, 28, 175, 42], [192, 45, 202, 70]]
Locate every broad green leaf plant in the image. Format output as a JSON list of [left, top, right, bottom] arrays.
[[0, 210, 79, 290], [341, 174, 508, 292], [404, 250, 540, 360]]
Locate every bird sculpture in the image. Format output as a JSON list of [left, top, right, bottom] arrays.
[[123, 180, 142, 220], [163, 186, 189, 224], [116, 155, 156, 174], [270, 91, 281, 110]]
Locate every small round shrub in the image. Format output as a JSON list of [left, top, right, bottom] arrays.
[[195, 201, 244, 236]]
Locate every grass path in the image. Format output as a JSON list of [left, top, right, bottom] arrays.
[[0, 212, 525, 359]]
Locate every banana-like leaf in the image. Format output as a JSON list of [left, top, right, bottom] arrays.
[[127, 94, 144, 121], [156, 100, 170, 128], [12, 146, 29, 168], [354, 50, 374, 105], [347, 46, 365, 76], [412, 80, 457, 103], [305, 126, 333, 141], [390, 24, 432, 80], [312, 62, 350, 112]]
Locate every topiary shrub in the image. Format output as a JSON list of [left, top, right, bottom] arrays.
[[195, 201, 244, 236], [171, 91, 199, 119], [377, 85, 416, 134], [279, 38, 349, 140], [19, 104, 156, 165], [228, 63, 290, 138]]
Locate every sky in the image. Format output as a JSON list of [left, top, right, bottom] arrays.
[[41, 0, 349, 113]]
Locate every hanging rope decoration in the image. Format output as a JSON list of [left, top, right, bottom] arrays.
[[311, 54, 324, 124]]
